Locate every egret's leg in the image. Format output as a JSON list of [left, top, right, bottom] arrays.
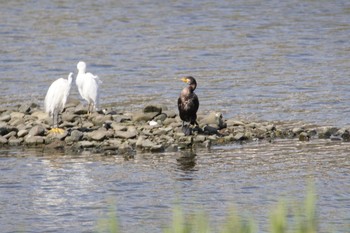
[[48, 110, 64, 134]]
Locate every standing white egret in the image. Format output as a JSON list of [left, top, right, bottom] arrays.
[[44, 72, 73, 133], [76, 61, 102, 114]]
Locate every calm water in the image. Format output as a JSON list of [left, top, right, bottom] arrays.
[[0, 0, 350, 232]]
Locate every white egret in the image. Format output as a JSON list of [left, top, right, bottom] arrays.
[[44, 72, 73, 133], [76, 61, 102, 114]]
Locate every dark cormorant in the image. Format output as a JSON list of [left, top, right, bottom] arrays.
[[177, 76, 199, 135]]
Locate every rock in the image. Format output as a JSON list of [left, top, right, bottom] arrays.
[[19, 103, 38, 113], [341, 129, 350, 141], [111, 123, 127, 132], [61, 113, 78, 122], [194, 135, 206, 143], [4, 131, 16, 139], [8, 137, 23, 146], [153, 113, 167, 122], [0, 127, 10, 136], [71, 130, 84, 141], [203, 125, 218, 135], [136, 136, 164, 152], [299, 132, 310, 141], [25, 136, 45, 145], [31, 111, 50, 122], [132, 111, 160, 122], [143, 105, 162, 114], [226, 119, 245, 127], [112, 115, 131, 123], [91, 114, 113, 126], [115, 127, 137, 139], [200, 112, 226, 129], [317, 127, 339, 139], [89, 129, 108, 141], [28, 125, 46, 137], [10, 112, 25, 119], [74, 104, 88, 115], [234, 132, 246, 141], [163, 118, 177, 126], [77, 141, 95, 148], [0, 136, 7, 144], [0, 115, 11, 122]]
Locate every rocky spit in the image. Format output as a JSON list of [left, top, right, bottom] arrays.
[[0, 99, 349, 155]]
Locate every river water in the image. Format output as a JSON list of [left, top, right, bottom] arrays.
[[0, 0, 349, 232]]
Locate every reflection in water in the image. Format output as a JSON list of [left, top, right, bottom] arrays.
[[176, 150, 197, 172]]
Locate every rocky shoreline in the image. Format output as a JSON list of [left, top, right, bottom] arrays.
[[0, 100, 349, 155]]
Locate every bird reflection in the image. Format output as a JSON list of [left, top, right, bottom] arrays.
[[176, 150, 197, 171]]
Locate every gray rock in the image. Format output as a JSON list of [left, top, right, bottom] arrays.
[[111, 123, 127, 132], [25, 136, 45, 145], [19, 103, 38, 113], [203, 125, 218, 135], [89, 129, 108, 141], [115, 127, 137, 139], [10, 112, 25, 119], [153, 113, 167, 122], [70, 130, 84, 141], [317, 127, 339, 139], [132, 111, 160, 122], [143, 105, 162, 114], [28, 125, 46, 137], [299, 132, 310, 141], [234, 132, 246, 141], [74, 104, 88, 115], [62, 113, 78, 122], [200, 111, 226, 129], [0, 136, 7, 144], [8, 137, 23, 146], [112, 115, 132, 123], [91, 114, 113, 126], [0, 115, 11, 122], [77, 141, 95, 148], [4, 131, 17, 139]]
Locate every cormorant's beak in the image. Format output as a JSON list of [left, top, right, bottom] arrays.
[[181, 77, 188, 83]]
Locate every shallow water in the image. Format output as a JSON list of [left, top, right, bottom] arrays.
[[0, 140, 349, 232], [0, 0, 350, 232]]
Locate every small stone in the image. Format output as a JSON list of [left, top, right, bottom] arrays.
[[143, 105, 162, 114], [318, 127, 339, 139], [132, 111, 160, 122], [8, 138, 23, 146], [25, 136, 45, 145], [234, 132, 246, 141], [28, 125, 46, 137], [89, 129, 108, 141], [74, 104, 88, 115], [0, 115, 11, 122], [91, 114, 113, 126], [0, 136, 7, 144], [61, 113, 78, 122], [77, 141, 95, 148], [71, 130, 84, 141], [4, 131, 16, 139], [153, 113, 167, 122], [299, 132, 310, 141], [115, 127, 137, 139], [226, 119, 245, 127], [10, 112, 25, 119]]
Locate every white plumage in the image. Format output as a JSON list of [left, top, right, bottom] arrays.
[[44, 72, 73, 127], [76, 61, 102, 113]]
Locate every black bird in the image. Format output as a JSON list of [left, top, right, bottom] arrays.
[[178, 76, 199, 135]]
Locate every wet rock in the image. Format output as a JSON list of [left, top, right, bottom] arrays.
[[143, 105, 162, 114], [25, 136, 45, 145], [0, 127, 10, 136], [340, 129, 350, 141], [28, 125, 46, 137], [0, 115, 11, 122], [203, 125, 218, 135]]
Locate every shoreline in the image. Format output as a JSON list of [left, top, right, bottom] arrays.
[[0, 100, 349, 155]]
